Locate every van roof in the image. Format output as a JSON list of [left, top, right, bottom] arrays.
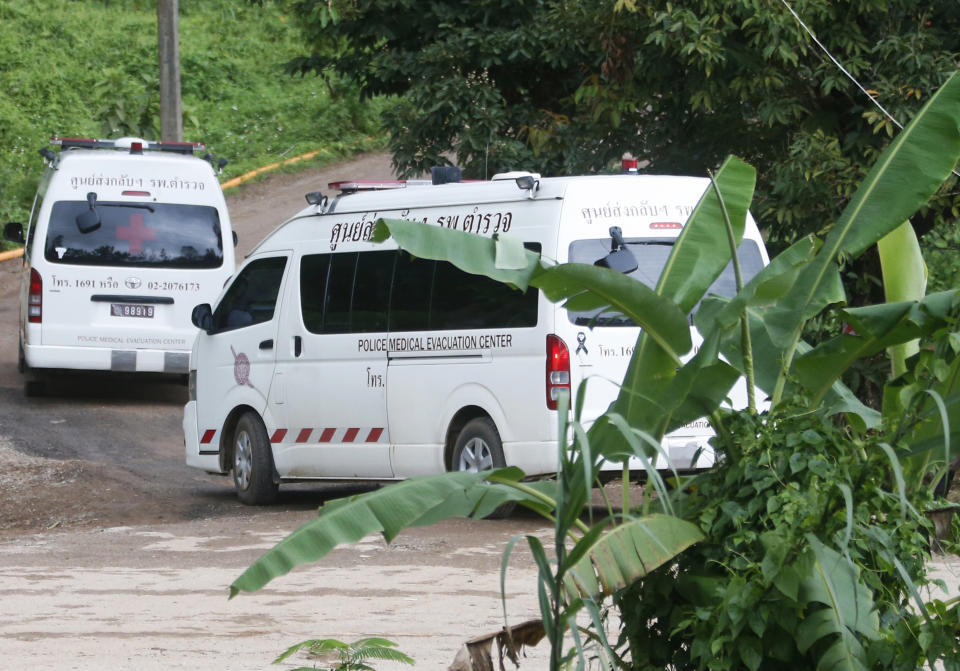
[[247, 174, 719, 256], [310, 173, 710, 217]]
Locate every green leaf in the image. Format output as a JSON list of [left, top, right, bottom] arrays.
[[795, 536, 879, 670], [534, 263, 691, 359], [230, 471, 518, 596], [775, 71, 960, 395], [794, 291, 960, 405], [878, 221, 927, 376], [562, 514, 703, 598], [609, 156, 756, 438], [371, 218, 540, 290]]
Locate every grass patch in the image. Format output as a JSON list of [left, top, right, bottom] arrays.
[[0, 0, 388, 237]]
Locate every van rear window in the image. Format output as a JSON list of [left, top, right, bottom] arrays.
[[566, 238, 765, 326], [44, 201, 224, 268]]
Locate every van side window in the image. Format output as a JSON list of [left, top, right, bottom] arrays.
[[211, 256, 287, 333], [300, 254, 330, 333], [390, 252, 433, 331], [353, 251, 393, 332], [323, 252, 358, 334], [432, 259, 538, 329], [300, 248, 538, 335]]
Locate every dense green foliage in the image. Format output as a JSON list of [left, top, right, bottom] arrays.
[[620, 409, 958, 670], [0, 0, 386, 229], [284, 0, 960, 292]]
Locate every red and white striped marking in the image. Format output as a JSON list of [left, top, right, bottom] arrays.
[[198, 426, 387, 446], [270, 427, 386, 444]]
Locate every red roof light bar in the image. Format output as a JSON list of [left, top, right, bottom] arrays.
[[50, 136, 205, 154]]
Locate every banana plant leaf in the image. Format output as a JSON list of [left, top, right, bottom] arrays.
[[646, 329, 741, 436], [878, 221, 927, 376], [794, 290, 960, 403], [795, 536, 879, 671], [370, 219, 541, 290], [372, 219, 692, 363], [561, 513, 704, 600], [230, 469, 527, 596], [606, 157, 757, 438], [534, 263, 691, 360], [770, 71, 960, 397]]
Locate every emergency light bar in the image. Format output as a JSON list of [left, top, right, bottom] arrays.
[[50, 136, 206, 155]]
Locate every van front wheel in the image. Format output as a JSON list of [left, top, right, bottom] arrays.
[[452, 417, 514, 518], [232, 412, 278, 505]]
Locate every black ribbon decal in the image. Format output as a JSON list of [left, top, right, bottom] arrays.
[[576, 331, 588, 355]]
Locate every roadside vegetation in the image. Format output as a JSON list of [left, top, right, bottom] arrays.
[[0, 0, 387, 231]]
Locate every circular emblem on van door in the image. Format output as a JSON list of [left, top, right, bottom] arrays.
[[231, 345, 254, 388], [125, 277, 142, 289]]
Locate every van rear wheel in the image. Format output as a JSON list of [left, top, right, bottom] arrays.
[[452, 417, 514, 519], [232, 412, 278, 505]]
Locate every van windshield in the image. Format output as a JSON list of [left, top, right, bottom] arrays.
[[44, 200, 224, 268], [566, 238, 765, 326]]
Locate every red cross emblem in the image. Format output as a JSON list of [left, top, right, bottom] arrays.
[[116, 214, 157, 255]]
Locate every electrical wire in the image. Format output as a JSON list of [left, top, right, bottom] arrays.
[[779, 0, 903, 131], [781, 0, 960, 179]]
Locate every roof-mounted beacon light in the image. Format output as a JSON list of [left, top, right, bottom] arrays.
[[305, 191, 327, 207], [491, 171, 540, 197], [515, 174, 539, 198], [621, 153, 639, 174], [431, 166, 462, 185]]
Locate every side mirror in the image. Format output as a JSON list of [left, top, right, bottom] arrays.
[[76, 192, 101, 234], [594, 226, 638, 274], [191, 303, 214, 332], [4, 222, 24, 244]]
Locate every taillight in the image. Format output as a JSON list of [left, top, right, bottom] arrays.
[[28, 268, 42, 323], [546, 334, 570, 410]]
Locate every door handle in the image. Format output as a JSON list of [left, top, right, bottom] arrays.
[[294, 335, 302, 357], [259, 339, 273, 350]]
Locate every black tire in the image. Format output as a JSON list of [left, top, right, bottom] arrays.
[[452, 417, 515, 519], [23, 378, 46, 397], [22, 364, 46, 398], [232, 412, 278, 505]]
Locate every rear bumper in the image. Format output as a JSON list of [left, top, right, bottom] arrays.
[[24, 343, 190, 374]]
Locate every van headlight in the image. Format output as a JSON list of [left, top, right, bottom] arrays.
[[188, 370, 197, 401]]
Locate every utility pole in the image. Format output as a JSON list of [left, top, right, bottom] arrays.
[[157, 0, 183, 141]]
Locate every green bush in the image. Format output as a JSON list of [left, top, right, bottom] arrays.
[[0, 0, 388, 235]]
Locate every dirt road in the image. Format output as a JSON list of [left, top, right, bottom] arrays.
[[0, 153, 554, 669]]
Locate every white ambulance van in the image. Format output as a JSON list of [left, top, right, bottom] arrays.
[[4, 136, 236, 396], [183, 169, 768, 504]]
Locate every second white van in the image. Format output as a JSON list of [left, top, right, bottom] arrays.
[[4, 136, 236, 395]]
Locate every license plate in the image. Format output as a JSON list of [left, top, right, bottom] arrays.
[[111, 303, 155, 318]]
